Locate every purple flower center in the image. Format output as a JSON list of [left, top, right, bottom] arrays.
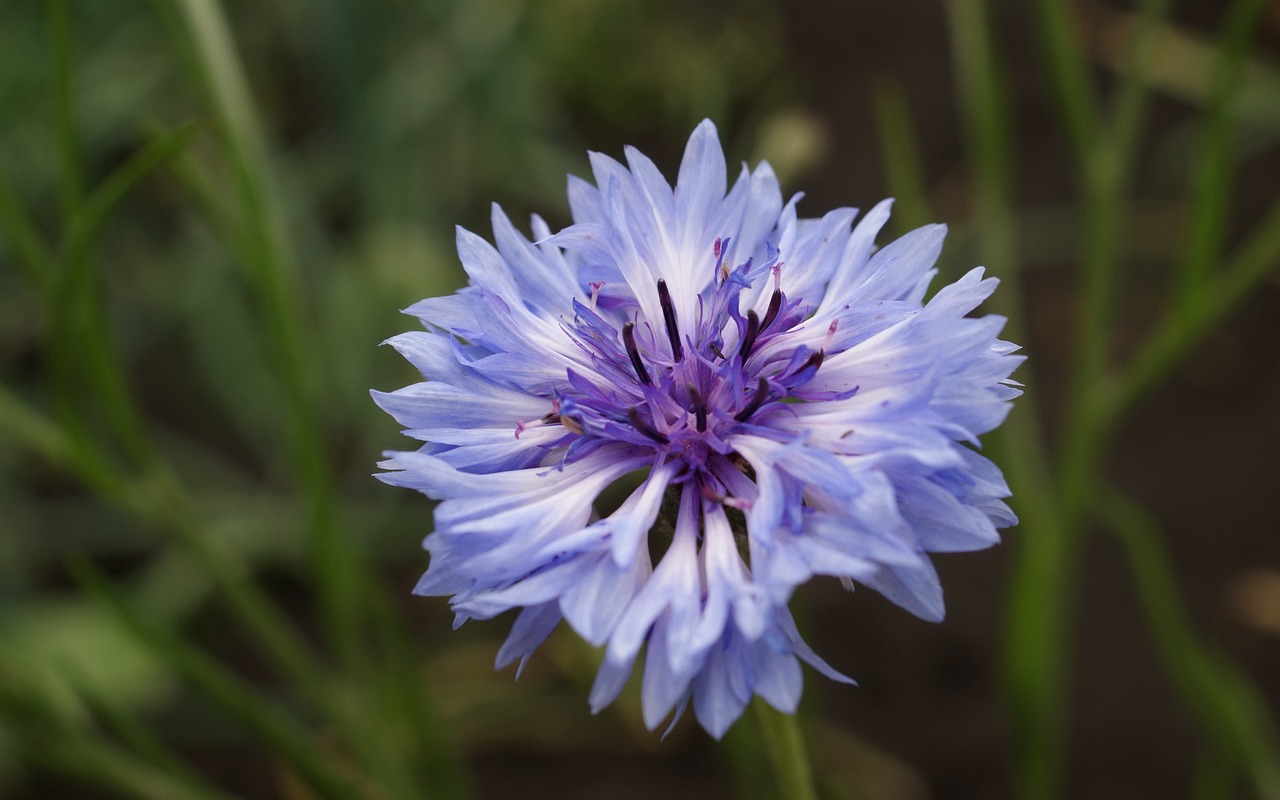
[[538, 237, 845, 503]]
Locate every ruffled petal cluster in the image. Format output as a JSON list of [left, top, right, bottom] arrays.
[[375, 120, 1022, 737]]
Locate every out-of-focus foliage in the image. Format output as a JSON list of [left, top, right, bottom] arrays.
[[1, 0, 1278, 798]]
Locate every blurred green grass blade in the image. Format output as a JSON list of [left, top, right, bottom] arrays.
[[944, 3, 1071, 798], [944, 1, 1013, 208], [45, 123, 198, 476], [158, 0, 310, 403], [0, 385, 337, 741], [0, 163, 55, 289], [73, 561, 359, 800], [2, 389, 430, 797], [368, 590, 475, 799], [0, 383, 126, 504], [181, 243, 292, 471], [1077, 0, 1274, 425], [0, 666, 230, 800], [1032, 0, 1098, 164], [1118, 193, 1280, 417], [48, 0, 84, 223], [1218, 195, 1280, 311], [1174, 0, 1270, 308], [1105, 0, 1174, 181], [1191, 751, 1236, 800], [17, 730, 231, 800], [64, 666, 231, 800], [870, 81, 932, 237], [56, 123, 199, 307], [1070, 0, 1170, 426], [155, 0, 367, 675], [165, 148, 294, 466], [0, 599, 174, 730], [166, 146, 239, 253], [1098, 492, 1280, 800], [1000, 514, 1071, 800]]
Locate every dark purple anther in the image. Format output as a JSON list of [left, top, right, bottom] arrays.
[[800, 349, 825, 373], [656, 279, 683, 361], [789, 349, 826, 383], [628, 406, 669, 444], [622, 322, 652, 385], [688, 385, 708, 433], [733, 377, 770, 422], [760, 288, 782, 331], [738, 310, 761, 359]]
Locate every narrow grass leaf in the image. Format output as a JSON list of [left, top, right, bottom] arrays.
[[72, 560, 359, 800], [1099, 491, 1280, 800], [1032, 0, 1099, 163], [1174, 0, 1271, 308], [870, 81, 933, 237]]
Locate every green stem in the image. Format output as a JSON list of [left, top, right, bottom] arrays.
[[753, 698, 818, 800]]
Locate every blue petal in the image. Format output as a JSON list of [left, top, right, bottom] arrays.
[[815, 197, 893, 315], [495, 602, 562, 671], [692, 634, 752, 739], [642, 615, 699, 731], [675, 120, 727, 251], [860, 557, 946, 622], [560, 549, 651, 646], [751, 644, 803, 714], [589, 653, 636, 713]]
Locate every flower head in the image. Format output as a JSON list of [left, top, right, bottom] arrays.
[[375, 120, 1022, 737]]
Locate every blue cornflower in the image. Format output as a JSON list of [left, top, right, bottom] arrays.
[[375, 120, 1021, 737]]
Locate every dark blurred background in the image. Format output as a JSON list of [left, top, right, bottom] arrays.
[[1, 1, 1278, 798]]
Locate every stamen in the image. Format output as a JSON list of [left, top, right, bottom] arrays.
[[588, 281, 604, 312], [716, 237, 733, 284], [628, 406, 669, 444], [733, 377, 770, 422], [514, 404, 563, 439], [622, 322, 652, 385], [709, 342, 726, 361], [792, 320, 838, 378], [760, 288, 782, 331], [738, 310, 761, 359], [515, 414, 557, 439], [699, 484, 750, 509], [687, 385, 708, 433], [656, 279, 683, 360]]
